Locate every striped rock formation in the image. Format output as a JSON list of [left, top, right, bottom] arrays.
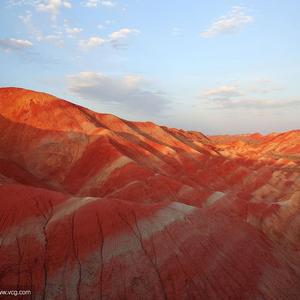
[[0, 87, 299, 300]]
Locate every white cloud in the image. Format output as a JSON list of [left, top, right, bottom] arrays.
[[66, 27, 82, 35], [79, 36, 106, 49], [201, 6, 253, 38], [64, 22, 83, 38], [63, 19, 83, 38], [78, 28, 140, 50], [36, 0, 71, 19], [8, 0, 40, 6], [84, 0, 116, 8], [0, 38, 33, 51], [201, 81, 299, 109], [203, 85, 242, 97], [100, 0, 115, 6], [68, 71, 169, 115], [109, 28, 140, 49], [110, 28, 140, 40], [215, 98, 300, 109], [43, 33, 64, 46]]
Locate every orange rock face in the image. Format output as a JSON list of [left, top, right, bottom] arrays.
[[0, 87, 299, 299]]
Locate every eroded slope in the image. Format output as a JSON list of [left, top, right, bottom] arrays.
[[0, 87, 299, 300]]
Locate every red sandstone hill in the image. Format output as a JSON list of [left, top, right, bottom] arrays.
[[0, 87, 299, 300]]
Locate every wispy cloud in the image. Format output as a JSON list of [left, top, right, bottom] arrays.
[[19, 10, 43, 40], [0, 38, 33, 51], [203, 85, 242, 97], [246, 79, 283, 94], [171, 27, 182, 36], [79, 36, 106, 49], [43, 34, 65, 46], [212, 97, 300, 109], [64, 20, 83, 37], [84, 0, 116, 8], [36, 0, 71, 19], [200, 81, 299, 109], [19, 10, 65, 46], [201, 6, 253, 38], [68, 71, 169, 115], [109, 28, 140, 48], [65, 27, 83, 36], [9, 0, 71, 13], [7, 0, 40, 6], [97, 20, 113, 30], [109, 28, 139, 40], [19, 11, 84, 46], [78, 28, 140, 50], [19, 10, 32, 24]]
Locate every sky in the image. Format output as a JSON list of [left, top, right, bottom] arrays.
[[0, 0, 299, 134]]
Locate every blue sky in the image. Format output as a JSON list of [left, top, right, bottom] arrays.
[[0, 0, 299, 134]]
